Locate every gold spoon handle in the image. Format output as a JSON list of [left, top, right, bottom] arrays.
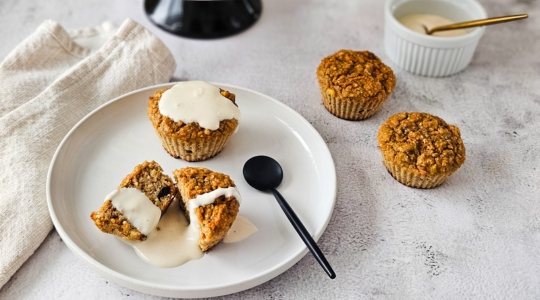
[[427, 14, 528, 35]]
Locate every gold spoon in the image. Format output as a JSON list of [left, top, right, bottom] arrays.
[[422, 14, 528, 35]]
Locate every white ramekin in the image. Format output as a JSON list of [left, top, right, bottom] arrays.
[[384, 0, 487, 77]]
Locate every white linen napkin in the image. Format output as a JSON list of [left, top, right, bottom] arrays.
[[0, 18, 176, 287]]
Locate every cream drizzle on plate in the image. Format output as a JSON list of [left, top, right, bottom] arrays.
[[118, 186, 256, 268], [223, 216, 258, 243], [123, 197, 203, 268], [158, 81, 241, 130]]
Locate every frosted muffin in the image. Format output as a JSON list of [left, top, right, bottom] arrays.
[[90, 161, 177, 241], [317, 50, 396, 120], [173, 167, 240, 252], [377, 112, 466, 188], [147, 81, 240, 162]]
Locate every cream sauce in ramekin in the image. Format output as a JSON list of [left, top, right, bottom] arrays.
[[399, 14, 468, 37]]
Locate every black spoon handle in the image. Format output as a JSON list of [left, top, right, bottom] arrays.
[[270, 188, 336, 279]]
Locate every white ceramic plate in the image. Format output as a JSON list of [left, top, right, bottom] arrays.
[[47, 83, 336, 298]]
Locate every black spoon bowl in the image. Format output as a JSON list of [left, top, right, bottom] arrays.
[[243, 156, 336, 279]]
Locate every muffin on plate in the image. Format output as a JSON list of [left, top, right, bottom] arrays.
[[147, 81, 240, 162], [377, 112, 466, 188], [317, 50, 396, 120], [90, 161, 177, 240], [173, 167, 241, 252]]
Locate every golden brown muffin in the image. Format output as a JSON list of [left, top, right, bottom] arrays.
[[147, 87, 239, 162], [90, 161, 177, 240], [377, 112, 466, 188], [173, 167, 240, 252], [317, 50, 396, 120]]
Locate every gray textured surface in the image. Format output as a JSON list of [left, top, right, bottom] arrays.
[[1, 0, 539, 299]]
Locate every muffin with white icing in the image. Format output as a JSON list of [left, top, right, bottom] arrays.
[[173, 167, 241, 252], [90, 161, 177, 241], [147, 81, 240, 162]]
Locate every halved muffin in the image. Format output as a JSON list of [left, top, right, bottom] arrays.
[[173, 167, 241, 251], [90, 161, 177, 240]]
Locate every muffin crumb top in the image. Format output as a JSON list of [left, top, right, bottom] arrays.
[[173, 167, 236, 200], [317, 50, 396, 101], [377, 112, 466, 176]]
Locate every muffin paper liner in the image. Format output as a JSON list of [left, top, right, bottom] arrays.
[[382, 159, 451, 189], [320, 89, 386, 120], [155, 130, 233, 162]]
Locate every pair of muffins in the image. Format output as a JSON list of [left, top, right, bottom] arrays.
[[147, 81, 240, 162], [90, 161, 240, 252], [317, 50, 465, 188], [317, 50, 396, 120]]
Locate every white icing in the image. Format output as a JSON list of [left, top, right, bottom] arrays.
[[223, 215, 258, 243], [398, 14, 468, 37], [158, 81, 241, 130], [188, 187, 242, 237], [189, 186, 242, 208], [107, 188, 161, 235]]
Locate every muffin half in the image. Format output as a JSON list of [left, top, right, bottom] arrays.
[[173, 167, 240, 252], [90, 161, 177, 240]]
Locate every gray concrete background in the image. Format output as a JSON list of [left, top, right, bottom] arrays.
[[1, 0, 539, 299]]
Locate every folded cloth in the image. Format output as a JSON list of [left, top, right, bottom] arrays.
[[0, 18, 176, 287]]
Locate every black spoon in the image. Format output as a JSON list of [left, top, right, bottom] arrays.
[[243, 156, 336, 279]]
